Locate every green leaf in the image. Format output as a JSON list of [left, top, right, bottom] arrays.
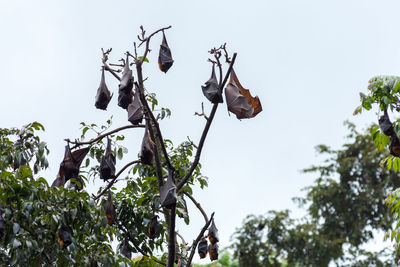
[[12, 239, 22, 248], [13, 223, 20, 234], [139, 56, 149, 63]]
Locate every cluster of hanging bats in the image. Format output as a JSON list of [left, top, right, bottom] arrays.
[[46, 31, 262, 262]]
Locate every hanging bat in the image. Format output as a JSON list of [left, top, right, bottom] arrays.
[[158, 32, 174, 73], [127, 84, 144, 125], [58, 225, 72, 249], [100, 138, 116, 181], [0, 209, 5, 239], [103, 190, 116, 226], [160, 171, 177, 209], [224, 69, 262, 119], [390, 134, 400, 157], [121, 242, 132, 259], [148, 215, 163, 239], [201, 64, 223, 104], [208, 218, 219, 244], [197, 239, 208, 259], [208, 243, 219, 261], [119, 54, 134, 93], [140, 124, 155, 165], [95, 66, 113, 110], [379, 110, 394, 136], [51, 145, 90, 189], [118, 90, 134, 109], [13, 152, 27, 170]]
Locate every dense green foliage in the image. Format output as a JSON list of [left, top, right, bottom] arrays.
[[231, 123, 399, 266]]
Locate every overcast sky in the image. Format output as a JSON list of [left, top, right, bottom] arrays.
[[1, 0, 399, 262]]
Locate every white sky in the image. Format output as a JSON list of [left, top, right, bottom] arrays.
[[1, 0, 399, 263]]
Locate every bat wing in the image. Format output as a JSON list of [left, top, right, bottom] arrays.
[[118, 90, 133, 109], [160, 172, 177, 209], [201, 65, 223, 104], [95, 67, 113, 110], [148, 215, 163, 239], [100, 138, 116, 181], [140, 126, 155, 165], [127, 86, 144, 125], [198, 239, 208, 259], [103, 191, 116, 225], [208, 218, 219, 244], [379, 110, 394, 136], [158, 32, 174, 73], [119, 55, 134, 93]]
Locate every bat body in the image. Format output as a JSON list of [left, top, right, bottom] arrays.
[[208, 219, 219, 244], [127, 85, 144, 125], [198, 239, 208, 259], [158, 32, 173, 73], [379, 110, 394, 136], [160, 172, 177, 209], [95, 67, 113, 110], [390, 135, 400, 157], [100, 138, 116, 181], [0, 210, 5, 239], [224, 69, 262, 119], [148, 215, 163, 239], [119, 55, 134, 93], [118, 90, 134, 109], [58, 225, 72, 248], [201, 65, 223, 104], [51, 145, 89, 190], [121, 242, 132, 259], [103, 191, 116, 226], [140, 125, 155, 165], [208, 243, 219, 261]]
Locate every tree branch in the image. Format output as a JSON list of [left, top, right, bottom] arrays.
[[69, 124, 144, 149], [183, 191, 208, 223], [167, 206, 177, 267], [187, 212, 215, 266], [93, 160, 140, 200], [177, 53, 237, 191]]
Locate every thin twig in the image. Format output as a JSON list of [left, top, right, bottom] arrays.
[[93, 160, 140, 200], [194, 102, 209, 120], [186, 136, 198, 149], [101, 48, 122, 81], [183, 191, 208, 223], [177, 53, 237, 191], [176, 231, 189, 256]]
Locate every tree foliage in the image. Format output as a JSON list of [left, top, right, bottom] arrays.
[[231, 123, 399, 266]]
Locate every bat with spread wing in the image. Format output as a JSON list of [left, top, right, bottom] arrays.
[[127, 84, 144, 125], [51, 145, 90, 190], [58, 225, 72, 249], [100, 138, 116, 181], [201, 64, 223, 104], [148, 215, 163, 239], [224, 69, 262, 119], [158, 32, 173, 73], [208, 218, 219, 244], [198, 239, 208, 259], [140, 124, 155, 165], [103, 190, 116, 225], [160, 171, 177, 209], [95, 66, 113, 110]]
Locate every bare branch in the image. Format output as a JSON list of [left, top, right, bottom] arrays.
[[176, 231, 189, 256], [177, 53, 237, 191], [186, 136, 198, 149], [183, 191, 208, 223], [93, 160, 140, 200], [101, 48, 122, 81], [194, 102, 209, 120]]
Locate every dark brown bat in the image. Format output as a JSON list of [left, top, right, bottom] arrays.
[[197, 239, 208, 259], [100, 138, 116, 181], [51, 145, 90, 189], [119, 54, 134, 93], [158, 32, 174, 73], [208, 243, 219, 261], [208, 218, 219, 244], [95, 66, 113, 110], [160, 171, 177, 209], [118, 90, 134, 109], [148, 215, 163, 239], [140, 124, 155, 165], [121, 242, 132, 259], [58, 225, 72, 249], [127, 84, 143, 125], [379, 110, 394, 136], [201, 64, 223, 104], [103, 191, 116, 226], [390, 134, 400, 157], [224, 69, 262, 119], [0, 209, 5, 239]]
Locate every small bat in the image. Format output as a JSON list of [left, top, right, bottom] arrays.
[[208, 218, 219, 244], [103, 191, 116, 226], [51, 145, 90, 189], [95, 66, 113, 110], [13, 152, 27, 170], [390, 135, 400, 157], [379, 110, 394, 136], [208, 242, 219, 261], [0, 209, 5, 239], [58, 225, 72, 249], [148, 215, 163, 239], [127, 84, 144, 125], [118, 90, 134, 109], [160, 171, 177, 209], [100, 138, 116, 181], [224, 69, 262, 119], [197, 239, 208, 259], [121, 242, 132, 259], [158, 32, 174, 73], [201, 64, 223, 104], [140, 124, 155, 165], [119, 54, 134, 93]]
